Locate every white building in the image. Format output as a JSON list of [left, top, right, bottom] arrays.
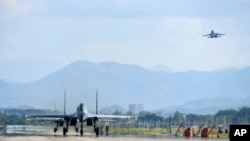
[[129, 104, 144, 114]]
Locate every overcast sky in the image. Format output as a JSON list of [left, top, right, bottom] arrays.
[[0, 0, 250, 83]]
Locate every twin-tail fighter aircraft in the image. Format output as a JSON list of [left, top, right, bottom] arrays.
[[203, 30, 225, 38], [26, 90, 136, 136]]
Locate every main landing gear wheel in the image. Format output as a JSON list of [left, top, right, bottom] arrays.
[[54, 127, 58, 133], [95, 127, 99, 137], [80, 129, 83, 136], [80, 123, 83, 136], [63, 127, 67, 136]]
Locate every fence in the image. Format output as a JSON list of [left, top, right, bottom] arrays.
[[3, 125, 52, 135]]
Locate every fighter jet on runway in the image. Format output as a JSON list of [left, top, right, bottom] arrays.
[[203, 30, 225, 38], [27, 90, 136, 136]]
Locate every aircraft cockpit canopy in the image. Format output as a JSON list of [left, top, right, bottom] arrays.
[[79, 103, 87, 112]]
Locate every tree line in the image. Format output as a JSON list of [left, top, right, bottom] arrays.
[[113, 107, 250, 128], [0, 107, 249, 126]]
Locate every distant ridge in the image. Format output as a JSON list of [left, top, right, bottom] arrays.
[[0, 60, 250, 114]]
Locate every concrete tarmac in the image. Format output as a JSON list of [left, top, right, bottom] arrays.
[[0, 135, 229, 141], [0, 126, 229, 141]]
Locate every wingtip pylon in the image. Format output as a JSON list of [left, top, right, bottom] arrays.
[[64, 89, 66, 115], [96, 88, 99, 115]]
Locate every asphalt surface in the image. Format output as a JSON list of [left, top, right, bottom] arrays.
[[0, 135, 229, 141], [0, 125, 229, 141]]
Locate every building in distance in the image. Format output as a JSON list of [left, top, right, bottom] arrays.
[[129, 104, 144, 114]]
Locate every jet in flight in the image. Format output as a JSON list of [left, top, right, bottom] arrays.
[[26, 90, 136, 136], [203, 30, 225, 38]]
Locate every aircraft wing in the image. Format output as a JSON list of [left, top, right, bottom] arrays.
[[87, 114, 136, 120], [217, 33, 225, 35], [26, 114, 75, 120], [27, 117, 63, 121], [202, 34, 210, 36]]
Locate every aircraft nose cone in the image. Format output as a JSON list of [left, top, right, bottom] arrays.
[[79, 112, 87, 122], [78, 113, 84, 121]]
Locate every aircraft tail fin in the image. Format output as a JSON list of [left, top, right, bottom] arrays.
[[96, 89, 98, 115]]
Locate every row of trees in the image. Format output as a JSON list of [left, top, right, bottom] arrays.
[[0, 113, 51, 126], [0, 115, 31, 125], [113, 107, 250, 127], [1, 107, 249, 126]]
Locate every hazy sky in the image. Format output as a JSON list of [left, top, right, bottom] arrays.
[[1, 0, 250, 82]]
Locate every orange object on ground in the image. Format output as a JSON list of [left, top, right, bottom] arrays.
[[201, 127, 209, 137], [184, 127, 193, 137]]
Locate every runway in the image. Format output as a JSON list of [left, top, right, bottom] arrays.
[[0, 135, 229, 141], [0, 125, 229, 141]]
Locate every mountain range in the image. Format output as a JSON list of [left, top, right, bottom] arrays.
[[0, 60, 250, 114]]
